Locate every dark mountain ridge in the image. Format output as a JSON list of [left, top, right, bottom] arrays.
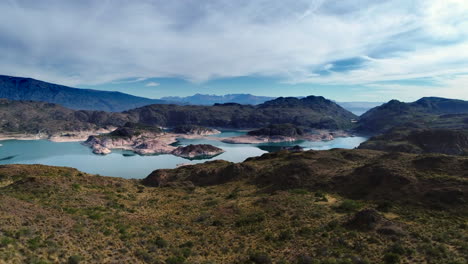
[[359, 128, 468, 155], [0, 75, 168, 111], [357, 97, 468, 134], [125, 95, 357, 130], [0, 95, 357, 135], [0, 99, 129, 134]]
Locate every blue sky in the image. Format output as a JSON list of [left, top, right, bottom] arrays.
[[1, 0, 468, 101]]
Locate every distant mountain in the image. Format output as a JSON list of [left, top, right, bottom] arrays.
[[0, 75, 168, 112], [357, 97, 468, 134], [160, 93, 382, 115], [127, 95, 357, 130], [0, 96, 357, 135], [337, 102, 384, 116], [160, 93, 275, 105]]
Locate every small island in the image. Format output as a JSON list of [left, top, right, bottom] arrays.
[[83, 123, 225, 159], [221, 124, 348, 144]]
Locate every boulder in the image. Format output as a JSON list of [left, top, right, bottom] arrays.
[[172, 144, 224, 159]]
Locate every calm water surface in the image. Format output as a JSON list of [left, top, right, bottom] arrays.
[[0, 131, 367, 179]]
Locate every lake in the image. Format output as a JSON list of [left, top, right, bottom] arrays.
[[0, 131, 368, 179]]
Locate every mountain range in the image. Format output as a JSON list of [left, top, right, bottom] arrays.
[[0, 75, 380, 114], [357, 97, 468, 134], [0, 95, 356, 136], [0, 75, 168, 112], [162, 94, 382, 115]]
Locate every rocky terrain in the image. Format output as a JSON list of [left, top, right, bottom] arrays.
[[357, 97, 468, 134], [171, 125, 220, 136], [222, 124, 346, 144], [125, 96, 357, 130], [0, 98, 129, 137], [84, 123, 224, 158], [359, 128, 468, 155], [0, 96, 356, 140], [143, 149, 467, 206], [0, 75, 169, 111], [171, 144, 224, 159], [0, 148, 466, 263]]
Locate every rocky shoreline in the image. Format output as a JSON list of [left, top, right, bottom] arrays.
[[220, 130, 350, 144], [0, 127, 117, 142], [82, 124, 225, 158]]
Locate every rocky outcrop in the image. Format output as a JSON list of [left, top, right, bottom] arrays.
[[359, 128, 468, 155], [143, 149, 468, 207], [171, 144, 224, 159], [221, 128, 342, 144], [281, 145, 304, 152], [171, 125, 220, 135], [84, 125, 225, 159], [345, 209, 406, 236], [357, 97, 468, 134], [0, 99, 130, 136], [83, 124, 176, 155], [142, 160, 252, 187]]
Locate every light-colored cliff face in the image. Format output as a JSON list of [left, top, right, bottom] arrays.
[[83, 130, 224, 159], [172, 125, 221, 136], [83, 132, 178, 155], [220, 130, 348, 144]]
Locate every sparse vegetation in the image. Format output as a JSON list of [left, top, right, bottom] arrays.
[[0, 151, 466, 263]]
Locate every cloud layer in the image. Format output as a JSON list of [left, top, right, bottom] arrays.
[[0, 0, 467, 98]]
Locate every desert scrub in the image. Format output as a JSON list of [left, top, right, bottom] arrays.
[[154, 236, 169, 248], [67, 255, 83, 264], [334, 199, 363, 213], [248, 252, 272, 264], [235, 212, 266, 227]]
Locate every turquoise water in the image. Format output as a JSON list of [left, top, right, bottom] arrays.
[[0, 132, 367, 179]]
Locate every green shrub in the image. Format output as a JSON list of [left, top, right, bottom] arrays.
[[376, 201, 393, 212], [27, 236, 42, 250], [335, 199, 363, 212], [383, 253, 400, 264], [166, 255, 186, 264], [277, 229, 294, 241], [0, 236, 14, 247], [248, 252, 272, 264], [235, 213, 265, 227], [154, 236, 168, 248], [289, 189, 309, 195], [67, 255, 83, 264]]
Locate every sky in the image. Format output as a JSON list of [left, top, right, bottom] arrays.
[[1, 0, 468, 102]]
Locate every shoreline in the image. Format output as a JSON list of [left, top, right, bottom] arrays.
[[0, 128, 117, 143], [0, 129, 356, 145], [219, 130, 351, 144]]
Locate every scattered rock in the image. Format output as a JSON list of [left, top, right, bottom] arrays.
[[171, 144, 224, 159], [172, 125, 220, 135], [281, 145, 304, 152]]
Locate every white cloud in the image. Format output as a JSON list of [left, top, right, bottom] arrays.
[[355, 74, 468, 101], [0, 0, 466, 96], [112, 77, 149, 84], [145, 82, 160, 87]]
